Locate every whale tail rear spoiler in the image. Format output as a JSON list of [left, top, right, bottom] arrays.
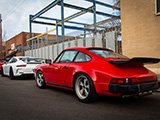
[[108, 57, 160, 66]]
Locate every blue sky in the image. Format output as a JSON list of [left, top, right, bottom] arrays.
[[0, 0, 116, 41]]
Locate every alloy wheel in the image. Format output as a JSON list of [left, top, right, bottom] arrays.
[[75, 75, 90, 100], [36, 71, 45, 88]]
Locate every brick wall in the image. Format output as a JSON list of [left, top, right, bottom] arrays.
[[5, 32, 76, 58]]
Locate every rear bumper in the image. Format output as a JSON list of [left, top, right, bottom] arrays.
[[14, 68, 35, 76], [14, 73, 34, 77], [109, 80, 159, 95]]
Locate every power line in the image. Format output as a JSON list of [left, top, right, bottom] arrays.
[[3, 0, 26, 21]]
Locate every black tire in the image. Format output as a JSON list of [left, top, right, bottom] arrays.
[[9, 68, 15, 80], [74, 73, 98, 103], [36, 70, 46, 88], [1, 67, 4, 77]]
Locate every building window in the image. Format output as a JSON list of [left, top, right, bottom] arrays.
[[155, 0, 160, 15], [7, 49, 11, 54], [17, 44, 22, 52]]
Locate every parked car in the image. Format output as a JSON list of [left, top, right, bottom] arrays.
[[0, 59, 6, 71], [1, 56, 43, 79], [34, 47, 160, 102]]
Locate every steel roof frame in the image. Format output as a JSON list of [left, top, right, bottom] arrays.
[[29, 0, 120, 50]]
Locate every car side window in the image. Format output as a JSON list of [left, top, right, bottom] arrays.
[[54, 52, 64, 63], [8, 58, 17, 63], [56, 50, 78, 63], [74, 52, 91, 62]]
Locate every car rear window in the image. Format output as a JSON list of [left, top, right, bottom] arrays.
[[19, 58, 41, 63], [27, 58, 41, 63], [87, 49, 127, 58]]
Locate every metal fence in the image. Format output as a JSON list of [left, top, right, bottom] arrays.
[[24, 26, 121, 61]]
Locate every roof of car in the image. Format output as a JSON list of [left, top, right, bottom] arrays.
[[64, 47, 113, 52], [13, 56, 32, 58], [11, 56, 35, 60]]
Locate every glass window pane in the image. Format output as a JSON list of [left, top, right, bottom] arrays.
[[17, 44, 21, 52], [8, 58, 13, 63], [75, 52, 91, 62], [88, 49, 127, 58], [54, 52, 64, 63], [60, 50, 78, 63], [9, 58, 17, 63]]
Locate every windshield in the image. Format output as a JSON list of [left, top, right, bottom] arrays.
[[88, 49, 127, 58]]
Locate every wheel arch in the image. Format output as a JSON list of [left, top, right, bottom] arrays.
[[73, 72, 94, 90], [9, 66, 14, 74], [36, 68, 45, 79], [73, 71, 99, 102]]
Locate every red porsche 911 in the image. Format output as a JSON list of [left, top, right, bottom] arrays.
[[34, 47, 160, 102]]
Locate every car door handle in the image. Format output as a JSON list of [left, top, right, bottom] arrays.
[[63, 66, 68, 69]]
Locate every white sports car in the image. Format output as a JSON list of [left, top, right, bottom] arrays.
[[1, 56, 43, 79]]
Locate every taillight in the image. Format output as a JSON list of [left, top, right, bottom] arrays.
[[16, 65, 26, 67], [111, 78, 132, 84], [33, 69, 35, 73], [155, 76, 158, 81]]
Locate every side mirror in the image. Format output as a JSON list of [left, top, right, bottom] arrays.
[[45, 59, 52, 65], [4, 61, 6, 64]]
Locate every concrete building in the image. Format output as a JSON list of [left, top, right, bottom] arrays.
[[121, 0, 160, 74]]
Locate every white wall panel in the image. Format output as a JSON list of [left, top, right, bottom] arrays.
[[41, 47, 44, 59], [54, 44, 57, 60], [29, 50, 31, 57], [45, 46, 49, 59], [35, 49, 38, 58], [25, 31, 116, 59], [95, 34, 102, 47], [64, 41, 68, 49], [39, 48, 42, 58], [48, 45, 54, 60], [86, 37, 92, 47], [59, 43, 63, 53], [33, 49, 36, 57], [78, 39, 83, 47], [105, 31, 115, 51], [70, 40, 76, 47]]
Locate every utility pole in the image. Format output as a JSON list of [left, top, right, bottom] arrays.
[[0, 14, 2, 59]]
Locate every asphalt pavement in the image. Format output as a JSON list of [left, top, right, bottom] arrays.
[[0, 76, 160, 120]]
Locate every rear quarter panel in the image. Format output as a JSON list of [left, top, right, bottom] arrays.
[[64, 56, 130, 89]]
